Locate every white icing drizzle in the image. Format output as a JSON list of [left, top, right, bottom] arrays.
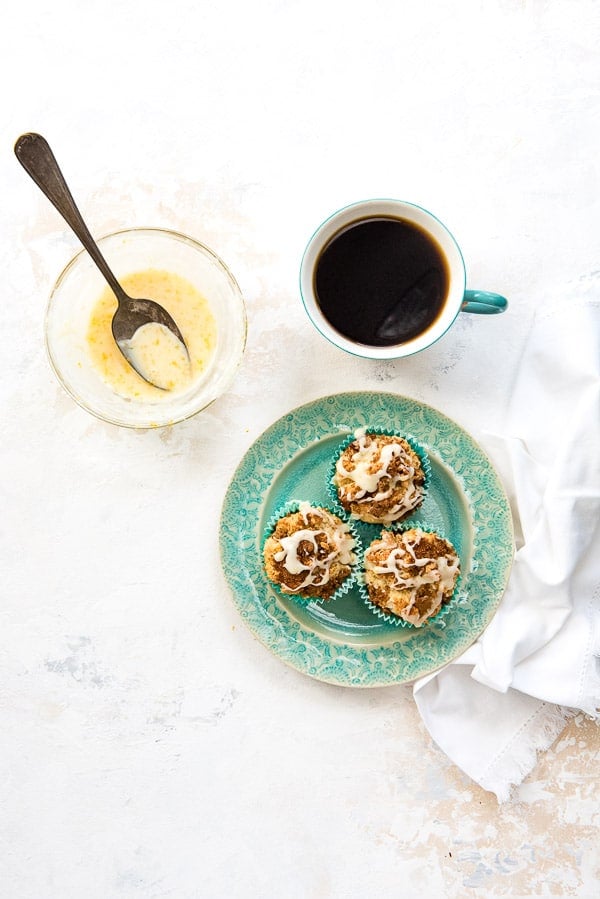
[[335, 431, 423, 522], [365, 529, 459, 622], [273, 504, 356, 593]]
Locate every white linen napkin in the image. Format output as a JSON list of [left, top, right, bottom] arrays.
[[413, 284, 600, 801]]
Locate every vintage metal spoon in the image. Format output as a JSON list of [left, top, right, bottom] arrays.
[[14, 132, 189, 389]]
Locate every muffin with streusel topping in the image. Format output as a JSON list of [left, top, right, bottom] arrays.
[[363, 527, 460, 626], [332, 430, 426, 524], [263, 502, 358, 600]]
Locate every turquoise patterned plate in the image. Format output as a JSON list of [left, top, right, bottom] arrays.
[[219, 392, 514, 687]]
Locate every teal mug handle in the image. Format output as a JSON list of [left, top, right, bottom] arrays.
[[461, 290, 508, 314]]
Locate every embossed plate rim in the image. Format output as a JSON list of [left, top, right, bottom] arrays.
[[219, 392, 514, 687]]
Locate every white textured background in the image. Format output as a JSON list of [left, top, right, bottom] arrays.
[[1, 1, 599, 896]]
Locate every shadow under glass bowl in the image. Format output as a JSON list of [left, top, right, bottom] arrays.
[[45, 227, 247, 428]]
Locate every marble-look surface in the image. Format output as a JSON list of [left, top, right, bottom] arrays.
[[1, 1, 599, 896]]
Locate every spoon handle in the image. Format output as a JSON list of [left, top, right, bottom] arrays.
[[14, 133, 127, 303]]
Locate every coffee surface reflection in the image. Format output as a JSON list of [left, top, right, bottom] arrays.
[[314, 216, 449, 346]]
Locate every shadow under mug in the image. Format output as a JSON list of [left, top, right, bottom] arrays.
[[299, 199, 507, 359]]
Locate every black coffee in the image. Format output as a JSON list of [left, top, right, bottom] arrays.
[[314, 216, 449, 346]]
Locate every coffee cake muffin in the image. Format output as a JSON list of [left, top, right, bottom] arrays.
[[333, 430, 426, 524], [363, 527, 460, 626], [263, 502, 357, 600]]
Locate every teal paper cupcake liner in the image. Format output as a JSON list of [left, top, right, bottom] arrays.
[[262, 500, 362, 605], [358, 520, 465, 629], [327, 427, 431, 530]]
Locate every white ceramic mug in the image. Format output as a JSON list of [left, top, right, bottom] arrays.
[[299, 198, 507, 359]]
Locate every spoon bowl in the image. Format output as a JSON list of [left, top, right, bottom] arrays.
[[14, 132, 189, 389]]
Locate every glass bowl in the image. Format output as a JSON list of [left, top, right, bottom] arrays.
[[45, 227, 247, 428]]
